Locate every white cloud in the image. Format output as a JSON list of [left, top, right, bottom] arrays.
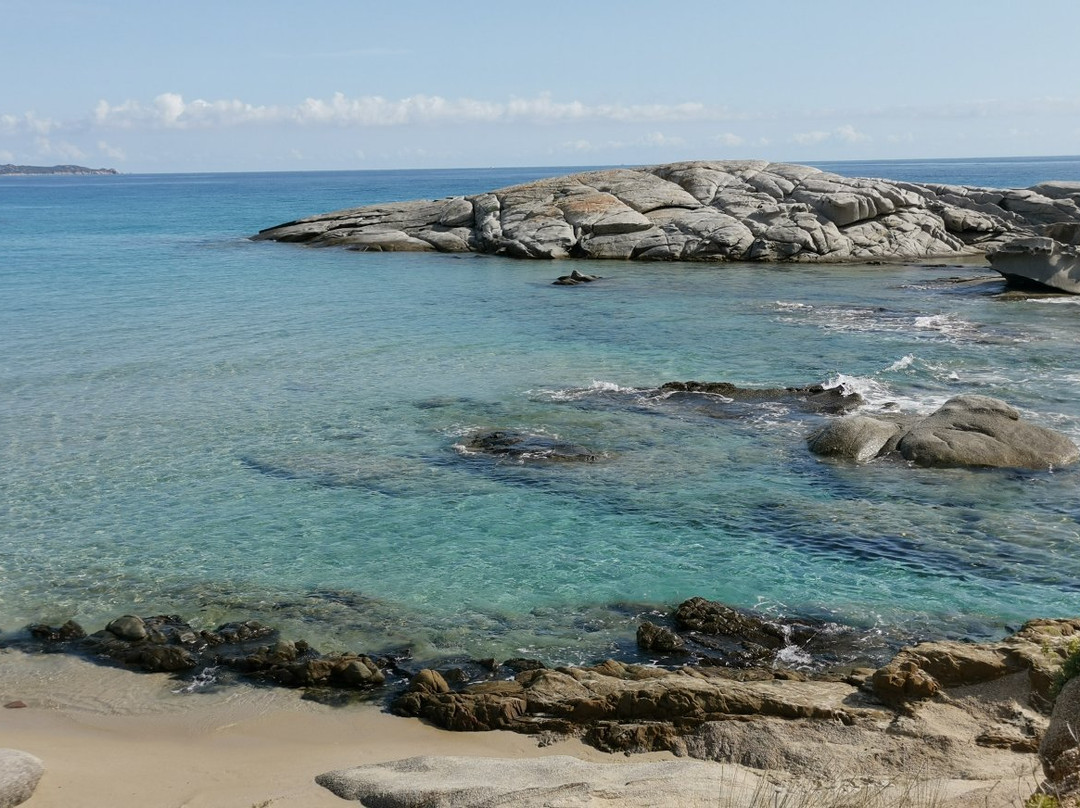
[[712, 132, 745, 147], [34, 136, 85, 161], [97, 140, 126, 160], [792, 125, 870, 146], [835, 124, 869, 143], [1, 111, 56, 135], [641, 131, 684, 147], [82, 91, 740, 131], [562, 139, 597, 152]]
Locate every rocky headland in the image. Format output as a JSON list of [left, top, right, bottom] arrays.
[[253, 160, 1080, 269], [0, 163, 117, 176]]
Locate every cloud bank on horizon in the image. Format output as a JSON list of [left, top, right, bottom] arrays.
[[3, 0, 1079, 172]]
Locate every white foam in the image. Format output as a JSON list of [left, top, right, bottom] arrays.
[[823, 373, 891, 402], [1023, 296, 1080, 305], [886, 354, 916, 372], [172, 665, 220, 694], [537, 380, 639, 402], [823, 371, 947, 415], [775, 643, 813, 668]]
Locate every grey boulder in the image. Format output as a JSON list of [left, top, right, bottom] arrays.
[[316, 754, 748, 807], [896, 395, 1079, 469], [808, 395, 1079, 470], [806, 415, 910, 463], [0, 749, 43, 808]]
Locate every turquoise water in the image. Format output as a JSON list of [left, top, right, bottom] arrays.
[[4, 159, 1080, 665]]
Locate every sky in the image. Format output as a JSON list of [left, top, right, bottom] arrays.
[[3, 0, 1080, 173]]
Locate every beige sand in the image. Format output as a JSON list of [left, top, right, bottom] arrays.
[[0, 649, 680, 807]]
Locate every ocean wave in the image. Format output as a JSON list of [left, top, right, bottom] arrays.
[[823, 362, 952, 415], [534, 380, 642, 402], [772, 302, 1023, 345]]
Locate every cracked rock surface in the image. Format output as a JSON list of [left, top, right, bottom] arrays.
[[253, 160, 1080, 262]]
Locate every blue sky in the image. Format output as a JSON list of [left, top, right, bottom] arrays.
[[3, 0, 1079, 172]]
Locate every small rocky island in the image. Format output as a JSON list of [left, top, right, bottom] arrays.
[[0, 163, 118, 176], [254, 160, 1080, 276]]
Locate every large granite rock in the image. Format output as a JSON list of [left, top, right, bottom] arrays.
[[808, 395, 1079, 469], [0, 749, 43, 808], [317, 755, 752, 807], [253, 161, 1080, 262]]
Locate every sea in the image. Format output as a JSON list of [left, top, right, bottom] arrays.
[[4, 155, 1080, 669]]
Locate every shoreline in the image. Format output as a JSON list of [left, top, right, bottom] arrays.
[[5, 605, 1077, 806], [1, 643, 1057, 808], [0, 649, 681, 808]]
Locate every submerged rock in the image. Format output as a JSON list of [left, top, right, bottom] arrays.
[[808, 395, 1079, 469], [253, 160, 1080, 263], [553, 269, 601, 285], [659, 380, 863, 415], [458, 430, 602, 463]]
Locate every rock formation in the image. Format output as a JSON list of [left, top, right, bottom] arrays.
[[25, 614, 389, 692], [317, 755, 759, 807], [391, 610, 1080, 793], [16, 602, 1080, 803], [457, 430, 603, 463], [807, 395, 1080, 469], [253, 161, 1080, 263], [989, 220, 1080, 294]]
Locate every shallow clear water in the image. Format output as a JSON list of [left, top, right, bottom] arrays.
[[3, 159, 1080, 665]]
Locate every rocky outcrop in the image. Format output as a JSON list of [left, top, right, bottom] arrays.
[[317, 755, 754, 807], [253, 161, 1080, 263], [553, 269, 601, 285], [456, 430, 603, 463], [989, 221, 1080, 294], [17, 603, 1080, 799], [0, 749, 43, 808], [391, 616, 1080, 787], [0, 163, 117, 176], [658, 380, 863, 415], [808, 395, 1080, 469], [24, 614, 388, 692]]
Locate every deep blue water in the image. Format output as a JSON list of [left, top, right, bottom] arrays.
[[3, 156, 1080, 666]]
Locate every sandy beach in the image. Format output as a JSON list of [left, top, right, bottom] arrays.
[[0, 649, 683, 807]]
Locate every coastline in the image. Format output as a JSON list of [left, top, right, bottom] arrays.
[[1, 645, 1056, 808], [0, 649, 679, 808]]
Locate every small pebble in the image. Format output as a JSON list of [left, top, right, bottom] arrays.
[[4, 700, 27, 709]]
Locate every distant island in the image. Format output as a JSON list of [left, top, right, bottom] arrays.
[[0, 164, 118, 176]]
